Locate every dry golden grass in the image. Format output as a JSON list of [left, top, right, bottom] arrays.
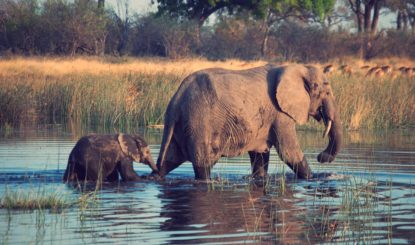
[[323, 57, 415, 77], [0, 56, 267, 78], [0, 56, 414, 130]]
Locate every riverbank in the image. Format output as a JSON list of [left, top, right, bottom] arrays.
[[0, 57, 414, 130]]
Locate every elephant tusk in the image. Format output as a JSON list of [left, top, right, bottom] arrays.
[[323, 120, 332, 138]]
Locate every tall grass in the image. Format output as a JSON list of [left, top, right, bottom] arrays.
[[331, 73, 415, 129], [0, 57, 414, 129], [0, 71, 182, 129]]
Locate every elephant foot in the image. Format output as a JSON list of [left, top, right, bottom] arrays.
[[251, 176, 268, 188], [145, 171, 163, 181], [122, 176, 141, 182], [288, 157, 313, 180], [194, 179, 216, 184], [193, 165, 211, 180], [152, 175, 164, 181]]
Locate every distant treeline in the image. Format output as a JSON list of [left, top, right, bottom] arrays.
[[1, 0, 415, 61]]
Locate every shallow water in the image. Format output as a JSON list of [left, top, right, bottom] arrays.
[[0, 125, 415, 244]]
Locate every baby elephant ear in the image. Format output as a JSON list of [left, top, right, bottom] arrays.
[[118, 133, 141, 162]]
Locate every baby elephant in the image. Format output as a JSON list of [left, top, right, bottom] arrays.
[[63, 134, 158, 182]]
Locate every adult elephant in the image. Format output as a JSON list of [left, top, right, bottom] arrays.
[[156, 64, 342, 180]]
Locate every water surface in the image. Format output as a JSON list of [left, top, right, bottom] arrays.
[[1, 125, 414, 244]]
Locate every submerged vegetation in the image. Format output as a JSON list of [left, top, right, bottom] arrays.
[[0, 187, 70, 211], [0, 185, 101, 213], [0, 57, 414, 130]]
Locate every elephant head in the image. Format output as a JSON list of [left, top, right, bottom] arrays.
[[276, 64, 342, 163], [118, 134, 159, 173]]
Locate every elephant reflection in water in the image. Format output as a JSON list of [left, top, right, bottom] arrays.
[[158, 184, 310, 244]]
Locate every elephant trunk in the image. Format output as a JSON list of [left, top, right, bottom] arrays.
[[317, 97, 342, 163], [145, 154, 159, 174]]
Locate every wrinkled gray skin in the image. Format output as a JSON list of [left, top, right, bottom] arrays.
[[156, 64, 342, 180], [63, 134, 158, 182]]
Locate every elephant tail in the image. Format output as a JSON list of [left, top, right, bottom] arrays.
[[157, 120, 175, 175]]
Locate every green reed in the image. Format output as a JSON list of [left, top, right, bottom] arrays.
[[0, 72, 183, 129], [1, 64, 414, 130], [331, 74, 415, 130], [0, 187, 70, 211]]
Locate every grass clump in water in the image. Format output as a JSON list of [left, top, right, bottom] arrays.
[[0, 187, 71, 211]]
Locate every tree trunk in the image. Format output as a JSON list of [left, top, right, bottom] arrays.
[[195, 23, 201, 54], [403, 11, 409, 32], [411, 18, 415, 35], [357, 13, 363, 33], [261, 11, 272, 58], [397, 11, 402, 30], [363, 0, 375, 33], [98, 0, 104, 9], [371, 0, 381, 35], [354, 0, 363, 33]]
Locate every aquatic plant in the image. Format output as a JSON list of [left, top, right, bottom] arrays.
[[0, 187, 70, 211]]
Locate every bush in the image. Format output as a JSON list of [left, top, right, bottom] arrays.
[[0, 0, 109, 55], [1, 1, 415, 61], [132, 15, 198, 58], [201, 17, 262, 60]]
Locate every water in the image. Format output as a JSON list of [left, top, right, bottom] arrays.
[[0, 125, 415, 244]]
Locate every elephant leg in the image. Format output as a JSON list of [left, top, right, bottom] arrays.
[[119, 160, 140, 181], [249, 151, 270, 178], [158, 139, 186, 178], [83, 159, 102, 181], [193, 164, 212, 180], [106, 169, 119, 182], [63, 158, 77, 182], [159, 160, 185, 177], [75, 164, 86, 182], [187, 138, 216, 180], [274, 116, 312, 179]]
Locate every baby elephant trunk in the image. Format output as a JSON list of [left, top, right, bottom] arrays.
[[144, 152, 159, 174]]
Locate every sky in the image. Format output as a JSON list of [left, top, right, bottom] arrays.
[[106, 0, 156, 15]]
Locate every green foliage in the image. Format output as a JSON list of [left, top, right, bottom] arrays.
[[153, 0, 335, 24], [0, 0, 413, 59]]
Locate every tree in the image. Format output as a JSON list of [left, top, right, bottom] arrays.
[[389, 0, 415, 34], [152, 0, 264, 51], [259, 0, 336, 57], [347, 0, 388, 59], [98, 0, 104, 9], [347, 0, 385, 35], [153, 0, 335, 57], [153, 0, 262, 27]]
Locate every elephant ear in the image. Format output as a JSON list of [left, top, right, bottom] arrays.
[[118, 134, 141, 162], [276, 65, 310, 125]]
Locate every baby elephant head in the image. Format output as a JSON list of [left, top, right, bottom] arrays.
[[117, 133, 158, 173]]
